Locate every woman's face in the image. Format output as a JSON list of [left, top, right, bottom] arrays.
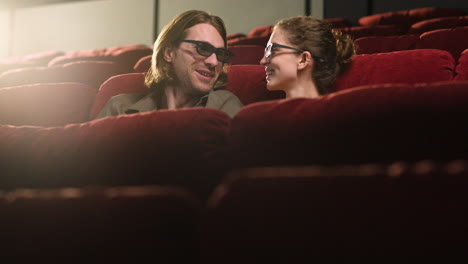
[[260, 28, 302, 92]]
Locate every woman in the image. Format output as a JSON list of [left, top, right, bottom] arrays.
[[260, 16, 355, 98]]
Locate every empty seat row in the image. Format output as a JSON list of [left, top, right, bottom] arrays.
[[356, 26, 468, 58], [227, 26, 468, 65], [1, 48, 467, 127], [0, 44, 152, 75], [359, 7, 466, 33], [203, 159, 468, 259], [0, 185, 200, 258], [1, 159, 466, 257]]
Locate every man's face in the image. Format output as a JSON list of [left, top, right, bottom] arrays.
[[164, 23, 225, 95]]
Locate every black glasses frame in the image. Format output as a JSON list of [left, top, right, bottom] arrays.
[[181, 40, 234, 63], [264, 42, 304, 59]]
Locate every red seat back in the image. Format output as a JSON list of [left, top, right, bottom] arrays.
[[133, 55, 152, 73], [203, 160, 468, 260], [355, 34, 418, 54], [416, 26, 468, 60], [409, 16, 468, 34], [455, 49, 468, 81], [228, 81, 468, 168], [359, 7, 465, 33], [0, 108, 231, 197], [248, 25, 273, 37], [111, 46, 153, 72], [228, 36, 270, 47], [228, 45, 264, 65], [0, 83, 96, 126], [0, 185, 201, 259], [48, 49, 109, 67], [332, 49, 455, 92], [0, 61, 128, 90], [337, 25, 400, 39], [226, 65, 284, 105], [90, 73, 148, 120]]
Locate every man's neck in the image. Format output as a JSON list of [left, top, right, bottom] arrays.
[[163, 85, 202, 109]]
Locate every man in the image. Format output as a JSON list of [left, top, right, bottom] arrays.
[[96, 10, 243, 119]]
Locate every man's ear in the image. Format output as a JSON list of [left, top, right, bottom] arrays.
[[298, 51, 313, 70], [163, 47, 174, 62]]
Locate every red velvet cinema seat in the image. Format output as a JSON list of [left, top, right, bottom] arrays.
[[416, 26, 468, 60], [335, 25, 400, 39], [332, 49, 455, 92], [0, 50, 64, 74], [0, 185, 201, 259], [0, 108, 231, 197], [228, 45, 264, 65], [110, 46, 153, 72], [0, 61, 128, 90], [48, 49, 109, 67], [0, 83, 96, 126], [202, 160, 468, 260], [408, 16, 468, 35], [227, 36, 270, 47], [247, 25, 273, 38], [89, 73, 148, 120], [355, 34, 419, 54], [359, 7, 466, 34], [455, 49, 468, 81], [227, 81, 468, 169], [133, 55, 152, 73]]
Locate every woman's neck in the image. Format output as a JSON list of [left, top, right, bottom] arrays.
[[285, 77, 320, 99]]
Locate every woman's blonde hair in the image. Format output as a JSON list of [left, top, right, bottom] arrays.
[[145, 10, 228, 90], [275, 16, 356, 94]]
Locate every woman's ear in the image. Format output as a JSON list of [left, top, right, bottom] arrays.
[[163, 47, 174, 62], [298, 51, 312, 70]]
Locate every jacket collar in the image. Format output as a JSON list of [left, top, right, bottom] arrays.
[[124, 89, 211, 114]]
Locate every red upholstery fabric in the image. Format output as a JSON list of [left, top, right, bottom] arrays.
[[0, 185, 200, 259], [416, 26, 468, 60], [18, 50, 65, 65], [48, 49, 109, 66], [227, 33, 246, 40], [228, 45, 264, 65], [0, 108, 231, 196], [228, 36, 270, 47], [89, 73, 148, 120], [111, 46, 153, 72], [228, 81, 468, 168], [226, 65, 284, 105], [409, 16, 468, 34], [336, 25, 400, 39], [359, 7, 465, 33], [355, 34, 418, 54], [0, 61, 41, 75], [0, 50, 64, 74], [409, 7, 466, 24], [332, 49, 455, 92], [0, 61, 128, 90], [248, 25, 273, 37], [324, 17, 352, 28], [0, 83, 96, 126], [104, 44, 149, 56], [455, 49, 468, 81], [133, 55, 152, 73], [203, 160, 468, 259]]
